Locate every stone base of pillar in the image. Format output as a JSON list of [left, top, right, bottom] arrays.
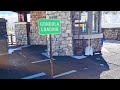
[[46, 11, 73, 56], [15, 22, 30, 45], [0, 40, 8, 55], [0, 18, 8, 55]]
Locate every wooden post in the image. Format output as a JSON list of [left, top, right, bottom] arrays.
[[88, 11, 93, 46], [49, 34, 54, 78], [10, 34, 13, 45], [98, 11, 102, 33], [18, 11, 27, 22]]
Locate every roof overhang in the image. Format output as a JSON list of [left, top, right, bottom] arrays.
[[12, 11, 30, 14]]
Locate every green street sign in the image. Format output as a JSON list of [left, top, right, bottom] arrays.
[[38, 18, 61, 35]]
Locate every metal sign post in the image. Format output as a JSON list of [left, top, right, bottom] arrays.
[[38, 18, 61, 79], [49, 34, 54, 78]]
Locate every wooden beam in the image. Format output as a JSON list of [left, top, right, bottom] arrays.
[[18, 11, 27, 22], [13, 11, 30, 14], [88, 11, 93, 34], [98, 11, 102, 33]]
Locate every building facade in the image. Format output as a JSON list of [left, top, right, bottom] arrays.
[[14, 11, 103, 56]]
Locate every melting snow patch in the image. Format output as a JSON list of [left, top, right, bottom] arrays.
[[8, 47, 22, 54], [14, 47, 22, 51], [8, 45, 30, 54], [8, 49, 14, 54], [100, 64, 105, 67], [94, 53, 100, 55], [71, 55, 87, 60], [8, 45, 16, 47]]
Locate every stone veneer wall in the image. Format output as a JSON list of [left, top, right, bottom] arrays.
[[102, 28, 120, 40], [0, 18, 8, 55], [15, 22, 30, 45], [30, 11, 47, 45], [0, 40, 8, 55], [0, 18, 7, 39], [46, 11, 73, 56], [91, 38, 102, 52], [73, 38, 102, 55], [72, 11, 102, 55]]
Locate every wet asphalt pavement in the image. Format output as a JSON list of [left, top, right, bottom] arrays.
[[0, 40, 120, 79]]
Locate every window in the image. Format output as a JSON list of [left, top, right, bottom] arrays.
[[80, 11, 88, 33], [92, 11, 99, 33]]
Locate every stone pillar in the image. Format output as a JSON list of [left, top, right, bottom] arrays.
[[30, 11, 47, 45], [88, 11, 103, 53], [15, 22, 30, 45], [91, 38, 102, 53], [0, 18, 8, 55], [98, 11, 102, 33], [46, 11, 73, 56]]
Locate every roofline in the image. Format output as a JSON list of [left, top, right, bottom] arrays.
[[12, 11, 30, 14]]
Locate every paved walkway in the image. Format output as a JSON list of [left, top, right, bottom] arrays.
[[100, 40, 120, 79]]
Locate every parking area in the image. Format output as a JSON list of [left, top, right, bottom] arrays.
[[0, 40, 120, 79], [0, 46, 107, 79]]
